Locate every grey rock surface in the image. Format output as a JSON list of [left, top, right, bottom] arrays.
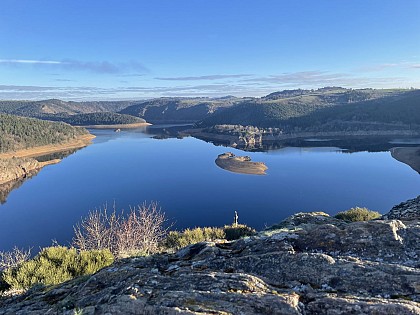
[[1, 212, 419, 314], [383, 195, 420, 220]]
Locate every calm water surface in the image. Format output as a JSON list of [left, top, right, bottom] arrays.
[[1, 128, 419, 251]]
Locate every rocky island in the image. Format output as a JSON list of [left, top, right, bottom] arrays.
[[1, 198, 419, 314], [215, 152, 268, 175]]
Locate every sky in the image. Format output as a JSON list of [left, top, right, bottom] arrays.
[[0, 0, 419, 100]]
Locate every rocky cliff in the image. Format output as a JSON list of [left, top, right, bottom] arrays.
[[0, 158, 41, 185], [0, 158, 60, 185], [1, 205, 419, 314]]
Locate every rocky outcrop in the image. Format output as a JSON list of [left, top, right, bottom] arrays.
[[383, 195, 420, 220], [1, 212, 419, 314], [0, 158, 60, 185], [0, 158, 41, 185]]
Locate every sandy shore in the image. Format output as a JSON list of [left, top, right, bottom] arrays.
[[0, 134, 96, 159], [391, 147, 420, 174], [81, 122, 151, 129]]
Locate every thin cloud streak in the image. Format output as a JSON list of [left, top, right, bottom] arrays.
[[241, 71, 350, 85], [0, 58, 148, 74], [0, 69, 418, 101], [356, 61, 420, 72], [0, 59, 62, 65], [155, 74, 253, 81]]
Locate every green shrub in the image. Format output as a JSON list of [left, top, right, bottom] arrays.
[[165, 227, 225, 250], [2, 246, 114, 289], [334, 207, 381, 222], [164, 224, 256, 250], [224, 224, 256, 240]]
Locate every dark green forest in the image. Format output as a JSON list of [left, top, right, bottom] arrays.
[[0, 114, 88, 153], [198, 88, 420, 131], [0, 99, 137, 119], [62, 112, 146, 125], [1, 88, 419, 134], [119, 97, 243, 123]]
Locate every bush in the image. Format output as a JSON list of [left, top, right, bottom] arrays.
[[164, 224, 256, 250], [334, 207, 381, 222], [73, 202, 169, 257], [2, 246, 113, 289], [165, 227, 225, 250], [224, 224, 256, 240]]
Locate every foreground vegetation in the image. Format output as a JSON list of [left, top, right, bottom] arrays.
[[334, 207, 381, 222], [0, 203, 384, 294], [1, 247, 113, 290], [0, 113, 88, 153]]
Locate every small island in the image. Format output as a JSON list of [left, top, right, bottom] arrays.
[[215, 152, 268, 175]]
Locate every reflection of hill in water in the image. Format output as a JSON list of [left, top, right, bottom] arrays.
[[391, 147, 420, 174], [0, 170, 39, 204], [207, 136, 420, 153], [145, 124, 420, 154], [34, 148, 79, 162], [0, 149, 80, 204]]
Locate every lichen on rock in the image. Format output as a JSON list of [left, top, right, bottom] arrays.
[[1, 209, 419, 314]]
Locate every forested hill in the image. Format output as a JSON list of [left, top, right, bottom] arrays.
[[0, 113, 88, 153], [1, 88, 418, 131], [197, 88, 420, 130], [0, 99, 138, 119], [61, 112, 146, 126], [119, 97, 245, 123]]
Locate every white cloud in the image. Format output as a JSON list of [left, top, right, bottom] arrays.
[[0, 59, 62, 65]]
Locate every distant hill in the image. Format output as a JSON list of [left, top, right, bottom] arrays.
[[197, 88, 418, 131], [0, 99, 138, 120], [1, 88, 418, 132], [0, 113, 88, 153], [119, 97, 245, 123], [62, 112, 146, 126]]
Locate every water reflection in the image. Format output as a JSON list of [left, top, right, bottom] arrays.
[[0, 148, 81, 204], [0, 170, 39, 204]]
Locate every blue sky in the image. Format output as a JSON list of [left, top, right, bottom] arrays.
[[0, 0, 419, 100]]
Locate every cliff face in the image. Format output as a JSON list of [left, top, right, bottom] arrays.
[[0, 158, 41, 185], [0, 158, 61, 186], [1, 206, 419, 315]]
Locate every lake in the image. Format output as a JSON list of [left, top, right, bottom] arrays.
[[1, 127, 419, 252]]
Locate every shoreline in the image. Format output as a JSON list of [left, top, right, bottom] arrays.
[[0, 134, 96, 159], [391, 147, 420, 173], [0, 159, 61, 186], [81, 122, 151, 129], [186, 128, 420, 148]]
